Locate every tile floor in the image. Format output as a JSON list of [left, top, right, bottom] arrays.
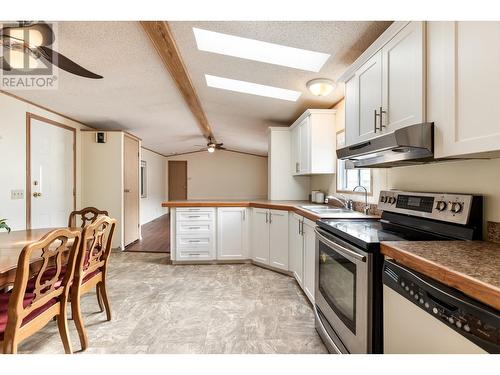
[[19, 251, 327, 354]]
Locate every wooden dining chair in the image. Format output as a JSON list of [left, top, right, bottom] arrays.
[[68, 207, 109, 228], [71, 215, 116, 351], [0, 228, 81, 354]]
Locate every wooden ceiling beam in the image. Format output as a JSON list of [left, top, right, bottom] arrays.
[[140, 21, 214, 141]]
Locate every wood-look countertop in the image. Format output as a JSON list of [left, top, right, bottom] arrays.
[[381, 241, 500, 311], [162, 200, 379, 222]]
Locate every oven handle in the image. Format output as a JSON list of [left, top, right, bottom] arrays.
[[314, 228, 366, 263], [314, 306, 344, 354]]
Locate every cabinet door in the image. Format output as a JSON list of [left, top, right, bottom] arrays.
[[382, 21, 425, 132], [269, 209, 289, 270], [217, 207, 248, 260], [299, 117, 311, 174], [251, 208, 270, 264], [288, 214, 304, 287], [346, 51, 383, 146], [429, 21, 500, 158], [344, 75, 359, 147], [303, 219, 316, 303], [290, 125, 301, 175]]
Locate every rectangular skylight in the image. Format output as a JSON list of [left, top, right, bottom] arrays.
[[205, 74, 301, 102], [193, 27, 330, 72]]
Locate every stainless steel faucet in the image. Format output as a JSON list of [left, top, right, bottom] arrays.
[[353, 185, 370, 215], [327, 195, 349, 209]]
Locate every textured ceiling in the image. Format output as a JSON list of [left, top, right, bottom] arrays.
[[169, 21, 392, 155], [5, 21, 392, 156]]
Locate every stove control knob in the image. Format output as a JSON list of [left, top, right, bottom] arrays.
[[432, 307, 438, 314], [456, 321, 462, 329], [435, 201, 447, 211], [388, 197, 396, 205], [464, 324, 471, 332], [380, 196, 387, 203], [450, 202, 463, 213]]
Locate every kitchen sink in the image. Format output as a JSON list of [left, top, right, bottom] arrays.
[[299, 205, 352, 214]]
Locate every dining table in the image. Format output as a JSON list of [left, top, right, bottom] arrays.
[[0, 227, 82, 288]]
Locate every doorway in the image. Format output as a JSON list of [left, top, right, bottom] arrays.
[[168, 161, 187, 200], [123, 134, 140, 246], [26, 113, 75, 229]]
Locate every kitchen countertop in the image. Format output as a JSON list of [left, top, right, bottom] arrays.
[[381, 241, 500, 311], [162, 200, 379, 221]]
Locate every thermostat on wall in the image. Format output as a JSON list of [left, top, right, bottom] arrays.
[[96, 132, 107, 143]]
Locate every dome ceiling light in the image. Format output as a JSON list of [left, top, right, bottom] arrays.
[[306, 78, 336, 97]]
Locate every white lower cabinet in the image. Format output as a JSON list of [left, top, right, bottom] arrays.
[[288, 214, 316, 303], [175, 207, 216, 261], [250, 208, 288, 270], [302, 219, 316, 303], [217, 207, 248, 260], [288, 213, 304, 287], [251, 208, 270, 264]]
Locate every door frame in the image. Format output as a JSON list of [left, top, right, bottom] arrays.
[[123, 133, 140, 246], [168, 160, 187, 200], [26, 112, 76, 229]]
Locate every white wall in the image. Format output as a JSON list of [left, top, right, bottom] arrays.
[[0, 92, 90, 231], [165, 150, 267, 200], [140, 148, 167, 224]]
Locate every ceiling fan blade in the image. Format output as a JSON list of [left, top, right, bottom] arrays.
[[37, 46, 103, 79], [0, 57, 12, 71], [1, 22, 55, 46]]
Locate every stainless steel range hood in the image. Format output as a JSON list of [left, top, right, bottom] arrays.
[[337, 123, 434, 168]]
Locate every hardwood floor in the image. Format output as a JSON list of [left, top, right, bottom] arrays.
[[125, 214, 170, 253]]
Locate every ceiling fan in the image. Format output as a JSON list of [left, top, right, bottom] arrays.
[[195, 137, 226, 153], [0, 21, 103, 79]]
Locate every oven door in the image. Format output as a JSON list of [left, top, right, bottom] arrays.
[[314, 227, 372, 354]]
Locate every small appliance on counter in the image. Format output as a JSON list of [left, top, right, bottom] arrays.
[[314, 190, 484, 354]]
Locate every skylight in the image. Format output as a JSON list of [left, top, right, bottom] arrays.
[[193, 28, 330, 72], [205, 74, 301, 102]]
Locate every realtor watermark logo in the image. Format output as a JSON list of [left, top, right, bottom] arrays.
[[0, 22, 58, 90]]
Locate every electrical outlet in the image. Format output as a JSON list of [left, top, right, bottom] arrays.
[[11, 189, 24, 200]]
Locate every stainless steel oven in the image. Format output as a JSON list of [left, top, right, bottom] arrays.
[[314, 227, 372, 354]]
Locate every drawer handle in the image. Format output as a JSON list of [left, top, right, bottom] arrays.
[[188, 215, 201, 218], [189, 226, 201, 229], [188, 240, 201, 243]]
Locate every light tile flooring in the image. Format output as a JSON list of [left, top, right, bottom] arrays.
[[19, 251, 327, 354]]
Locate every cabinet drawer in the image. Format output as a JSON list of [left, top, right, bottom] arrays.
[[177, 207, 216, 213], [176, 221, 213, 235], [177, 211, 214, 222], [177, 248, 213, 260], [177, 234, 213, 249]]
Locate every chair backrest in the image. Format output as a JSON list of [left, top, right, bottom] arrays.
[[75, 216, 116, 282], [68, 207, 109, 228], [6, 228, 81, 329]]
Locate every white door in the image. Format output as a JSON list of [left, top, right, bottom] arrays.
[[428, 21, 500, 158], [30, 118, 74, 229], [217, 207, 248, 260], [269, 209, 289, 271], [291, 124, 300, 175], [346, 51, 383, 146], [288, 213, 304, 286], [298, 117, 311, 174], [303, 219, 316, 303], [382, 21, 425, 132], [344, 75, 359, 147], [251, 208, 270, 264]]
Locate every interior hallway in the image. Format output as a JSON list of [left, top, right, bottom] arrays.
[[125, 214, 170, 253]]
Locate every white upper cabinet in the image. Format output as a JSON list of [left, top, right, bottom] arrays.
[[428, 21, 500, 158], [345, 51, 383, 146], [381, 21, 425, 131], [290, 109, 336, 175], [342, 22, 425, 147], [217, 207, 248, 260]]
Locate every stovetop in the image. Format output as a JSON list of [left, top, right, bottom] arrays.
[[317, 218, 450, 251]]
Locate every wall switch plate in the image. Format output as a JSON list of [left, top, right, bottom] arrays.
[[11, 189, 24, 200]]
